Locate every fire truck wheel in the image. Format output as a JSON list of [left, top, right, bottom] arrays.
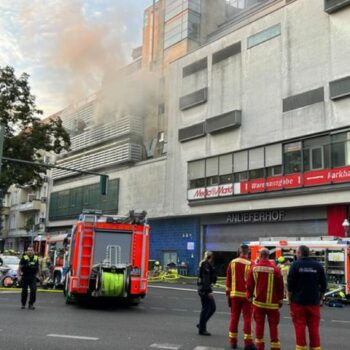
[[54, 273, 61, 289]]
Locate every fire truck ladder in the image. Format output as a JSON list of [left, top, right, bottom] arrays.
[[105, 245, 122, 267], [77, 226, 94, 289]]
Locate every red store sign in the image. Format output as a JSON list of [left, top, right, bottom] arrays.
[[188, 166, 350, 200]]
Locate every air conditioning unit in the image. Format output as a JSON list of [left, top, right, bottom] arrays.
[[41, 197, 47, 203], [39, 218, 45, 224]]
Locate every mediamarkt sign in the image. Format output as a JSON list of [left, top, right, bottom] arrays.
[[188, 166, 350, 200], [187, 184, 233, 200]]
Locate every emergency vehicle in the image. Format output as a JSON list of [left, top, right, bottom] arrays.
[[34, 233, 70, 288], [247, 237, 350, 296], [64, 210, 149, 305]]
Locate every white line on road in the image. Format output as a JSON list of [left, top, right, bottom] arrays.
[[331, 320, 350, 324], [149, 343, 181, 349], [172, 308, 187, 312], [149, 285, 225, 295], [216, 311, 230, 315], [47, 334, 99, 341], [193, 347, 225, 350]]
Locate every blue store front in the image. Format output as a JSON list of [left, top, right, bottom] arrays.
[[148, 217, 200, 276]]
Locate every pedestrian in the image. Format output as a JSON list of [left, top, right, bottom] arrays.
[[17, 246, 39, 310], [197, 251, 217, 336], [226, 244, 256, 350], [287, 245, 327, 350], [247, 248, 284, 350]]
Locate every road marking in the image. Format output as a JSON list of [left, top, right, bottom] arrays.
[[150, 307, 166, 310], [149, 343, 181, 349], [331, 320, 350, 324], [168, 296, 179, 300], [149, 285, 225, 295], [193, 347, 225, 350], [0, 291, 20, 294], [47, 334, 99, 341], [216, 311, 230, 315], [172, 308, 187, 312], [283, 316, 292, 319]]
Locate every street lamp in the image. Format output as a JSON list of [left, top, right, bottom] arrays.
[[342, 219, 349, 237]]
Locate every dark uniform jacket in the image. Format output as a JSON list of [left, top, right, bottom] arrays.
[[20, 255, 39, 278], [287, 257, 327, 305], [198, 260, 217, 295]]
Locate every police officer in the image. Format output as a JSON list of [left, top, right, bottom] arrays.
[[288, 245, 327, 350], [18, 246, 39, 309], [226, 244, 255, 350]]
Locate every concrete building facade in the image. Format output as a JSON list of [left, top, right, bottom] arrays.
[[43, 0, 350, 275], [162, 0, 350, 272]]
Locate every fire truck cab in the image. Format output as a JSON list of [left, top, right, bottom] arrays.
[[64, 210, 149, 305], [247, 237, 350, 296]]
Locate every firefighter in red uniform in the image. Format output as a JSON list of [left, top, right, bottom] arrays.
[[226, 244, 256, 350], [247, 248, 284, 350], [287, 245, 327, 350]]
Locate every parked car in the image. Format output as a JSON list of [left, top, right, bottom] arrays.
[[0, 255, 20, 287], [0, 255, 20, 271]]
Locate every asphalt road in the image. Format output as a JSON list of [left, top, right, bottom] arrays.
[[0, 284, 349, 350]]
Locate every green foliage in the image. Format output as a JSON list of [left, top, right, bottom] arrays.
[[0, 66, 71, 191]]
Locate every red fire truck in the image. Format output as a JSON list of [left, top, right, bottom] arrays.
[[247, 237, 350, 296], [64, 210, 149, 305]]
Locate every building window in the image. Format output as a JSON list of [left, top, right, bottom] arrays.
[[283, 142, 302, 174], [188, 159, 205, 189], [164, 0, 200, 48], [332, 131, 350, 168], [219, 154, 233, 184], [247, 24, 281, 49], [303, 136, 331, 171], [249, 168, 264, 179], [206, 157, 219, 186], [234, 171, 248, 182], [267, 165, 282, 177]]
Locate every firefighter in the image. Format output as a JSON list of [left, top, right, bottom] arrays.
[[287, 245, 327, 350], [247, 248, 284, 350], [277, 256, 290, 300], [18, 246, 39, 310], [197, 251, 217, 336], [226, 244, 255, 350]]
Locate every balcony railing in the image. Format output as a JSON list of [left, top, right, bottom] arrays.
[[17, 200, 41, 212]]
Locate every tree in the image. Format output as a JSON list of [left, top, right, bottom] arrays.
[[0, 66, 71, 192]]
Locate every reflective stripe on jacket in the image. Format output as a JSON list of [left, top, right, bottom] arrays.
[[226, 256, 251, 298], [247, 258, 284, 310]]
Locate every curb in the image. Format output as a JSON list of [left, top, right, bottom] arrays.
[[0, 287, 62, 293]]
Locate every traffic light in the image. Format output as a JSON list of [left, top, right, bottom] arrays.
[[100, 175, 109, 195]]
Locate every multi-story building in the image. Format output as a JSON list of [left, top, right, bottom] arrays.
[[2, 181, 49, 252], [45, 0, 350, 275], [45, 0, 233, 273], [161, 0, 350, 272]]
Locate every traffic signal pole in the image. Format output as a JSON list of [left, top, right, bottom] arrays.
[[1, 156, 109, 195]]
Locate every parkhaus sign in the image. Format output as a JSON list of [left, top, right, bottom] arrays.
[[226, 210, 286, 224]]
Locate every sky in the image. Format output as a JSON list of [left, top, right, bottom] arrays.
[[0, 0, 153, 117]]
